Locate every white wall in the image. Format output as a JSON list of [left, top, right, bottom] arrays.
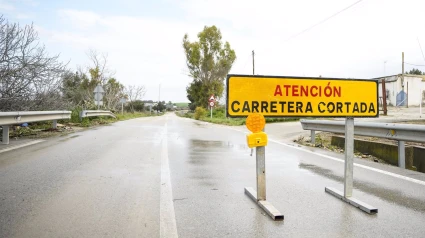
[[378, 75, 425, 106], [406, 76, 425, 106]]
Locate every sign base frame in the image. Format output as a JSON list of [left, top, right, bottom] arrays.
[[244, 187, 284, 220], [325, 187, 378, 214]]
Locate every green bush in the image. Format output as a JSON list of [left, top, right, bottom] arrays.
[[70, 107, 83, 123], [211, 107, 225, 118], [194, 107, 207, 120]]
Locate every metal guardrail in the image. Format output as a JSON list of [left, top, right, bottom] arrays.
[[300, 120, 425, 143], [0, 111, 71, 145], [79, 110, 116, 121], [300, 119, 425, 168]]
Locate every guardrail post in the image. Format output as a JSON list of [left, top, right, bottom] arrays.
[[344, 118, 354, 198], [311, 130, 315, 144], [52, 120, 57, 129], [2, 126, 9, 145], [398, 141, 405, 169]]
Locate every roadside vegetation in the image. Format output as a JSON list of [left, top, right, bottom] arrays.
[[0, 15, 164, 141], [1, 112, 163, 141], [0, 15, 147, 114], [176, 107, 298, 126]]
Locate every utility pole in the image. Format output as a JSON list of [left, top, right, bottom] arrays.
[[252, 50, 255, 75], [383, 61, 387, 115], [402, 52, 405, 91], [402, 52, 408, 107], [158, 83, 161, 113]]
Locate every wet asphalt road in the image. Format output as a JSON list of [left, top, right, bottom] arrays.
[[1, 113, 425, 237]]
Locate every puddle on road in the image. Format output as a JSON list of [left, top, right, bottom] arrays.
[[299, 163, 425, 212], [186, 140, 246, 188], [188, 140, 249, 163], [190, 140, 248, 150]]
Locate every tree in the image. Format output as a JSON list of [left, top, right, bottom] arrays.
[[103, 78, 125, 111], [182, 25, 236, 109], [86, 49, 115, 85], [125, 85, 146, 113], [0, 16, 68, 111], [125, 100, 144, 112], [406, 68, 424, 75], [153, 101, 166, 112], [61, 70, 89, 107]]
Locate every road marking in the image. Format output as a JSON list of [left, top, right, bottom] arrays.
[[0, 140, 45, 154], [160, 122, 178, 238], [227, 127, 425, 186], [268, 138, 425, 186]]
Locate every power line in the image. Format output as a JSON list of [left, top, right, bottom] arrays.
[[418, 37, 425, 63], [405, 62, 425, 67], [285, 0, 363, 42], [252, 0, 364, 71]]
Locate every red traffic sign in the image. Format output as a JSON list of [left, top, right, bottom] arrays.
[[209, 101, 215, 107], [209, 95, 215, 102]]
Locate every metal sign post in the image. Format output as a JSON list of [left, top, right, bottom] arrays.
[[209, 101, 215, 118], [325, 117, 378, 214], [244, 113, 283, 220], [119, 98, 127, 115], [344, 118, 354, 197], [93, 85, 104, 110], [256, 146, 266, 200], [209, 95, 215, 119]]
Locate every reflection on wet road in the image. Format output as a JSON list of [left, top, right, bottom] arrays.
[[1, 113, 425, 237], [299, 163, 425, 212]]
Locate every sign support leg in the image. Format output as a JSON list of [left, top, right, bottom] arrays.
[[344, 117, 354, 198], [325, 118, 378, 214], [210, 107, 212, 119], [256, 146, 266, 200], [244, 145, 283, 220]]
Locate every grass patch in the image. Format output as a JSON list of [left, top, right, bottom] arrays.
[[1, 111, 163, 140], [176, 107, 299, 126], [76, 112, 163, 127], [175, 102, 189, 108], [202, 117, 246, 126]]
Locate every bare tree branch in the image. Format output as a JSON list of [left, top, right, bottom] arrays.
[[0, 16, 68, 111], [125, 85, 146, 112]]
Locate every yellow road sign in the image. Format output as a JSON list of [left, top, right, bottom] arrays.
[[226, 75, 379, 118]]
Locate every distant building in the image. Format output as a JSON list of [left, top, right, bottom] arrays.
[[375, 74, 425, 107]]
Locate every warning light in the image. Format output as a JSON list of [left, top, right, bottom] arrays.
[[246, 132, 268, 148], [245, 113, 268, 148], [246, 113, 265, 133]]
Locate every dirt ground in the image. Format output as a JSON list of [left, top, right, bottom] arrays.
[[0, 123, 85, 141]]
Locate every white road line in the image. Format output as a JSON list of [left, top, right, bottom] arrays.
[[227, 127, 425, 186], [160, 122, 178, 238], [0, 140, 45, 154]]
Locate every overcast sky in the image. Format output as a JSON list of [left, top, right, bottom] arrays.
[[1, 0, 425, 102]]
